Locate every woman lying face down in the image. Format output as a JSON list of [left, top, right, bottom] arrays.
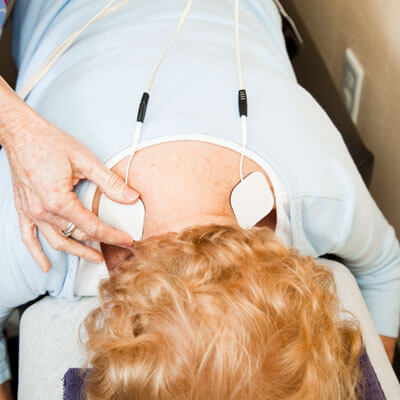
[[84, 225, 363, 400]]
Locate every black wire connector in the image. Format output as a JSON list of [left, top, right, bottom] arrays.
[[238, 89, 248, 117], [137, 92, 150, 123]]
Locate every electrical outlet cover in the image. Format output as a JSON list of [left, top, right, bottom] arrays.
[[342, 48, 364, 123]]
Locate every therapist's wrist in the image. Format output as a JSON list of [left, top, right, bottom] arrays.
[[0, 76, 38, 150]]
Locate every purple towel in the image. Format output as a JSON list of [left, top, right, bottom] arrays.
[[63, 369, 86, 400], [63, 350, 386, 400], [357, 350, 387, 400]]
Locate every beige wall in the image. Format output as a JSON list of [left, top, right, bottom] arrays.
[[288, 0, 400, 234]]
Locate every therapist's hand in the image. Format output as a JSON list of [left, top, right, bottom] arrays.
[[0, 79, 139, 273]]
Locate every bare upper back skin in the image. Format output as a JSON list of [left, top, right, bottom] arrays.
[[92, 141, 277, 269]]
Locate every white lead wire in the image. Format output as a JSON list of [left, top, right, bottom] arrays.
[[18, 0, 246, 185], [125, 0, 194, 184], [18, 0, 132, 100], [234, 0, 244, 91], [234, 0, 248, 182], [16, 0, 194, 184], [272, 0, 303, 45], [239, 115, 248, 182], [146, 0, 194, 93], [124, 121, 143, 184]]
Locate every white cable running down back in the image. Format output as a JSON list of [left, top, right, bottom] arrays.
[[145, 0, 194, 94], [234, 0, 244, 92], [234, 0, 248, 182], [17, 0, 133, 100], [124, 0, 194, 184], [239, 115, 248, 182], [272, 0, 303, 45], [17, 0, 248, 186]]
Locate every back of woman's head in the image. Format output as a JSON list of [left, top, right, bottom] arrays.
[[84, 224, 362, 400]]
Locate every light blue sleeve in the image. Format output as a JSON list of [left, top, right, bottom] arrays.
[[0, 150, 35, 384], [336, 174, 400, 338], [0, 150, 70, 384]]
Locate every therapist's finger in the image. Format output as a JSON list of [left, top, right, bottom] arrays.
[[37, 222, 104, 264], [19, 214, 50, 273], [52, 191, 134, 246], [44, 214, 91, 242], [78, 155, 139, 204]]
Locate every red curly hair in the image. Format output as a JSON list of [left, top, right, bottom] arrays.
[[84, 225, 363, 399]]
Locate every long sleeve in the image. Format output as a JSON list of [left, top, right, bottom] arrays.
[[335, 173, 400, 338], [0, 149, 70, 384], [292, 158, 400, 338], [1, 3, 22, 383]]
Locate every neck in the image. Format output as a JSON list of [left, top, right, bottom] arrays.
[[101, 212, 239, 271], [142, 212, 239, 239]]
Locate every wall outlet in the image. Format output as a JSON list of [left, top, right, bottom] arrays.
[[342, 48, 364, 123]]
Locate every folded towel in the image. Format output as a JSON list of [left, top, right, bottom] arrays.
[[63, 369, 86, 400], [357, 350, 387, 400], [63, 350, 386, 400]]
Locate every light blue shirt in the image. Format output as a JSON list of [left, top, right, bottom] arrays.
[[1, 0, 399, 383]]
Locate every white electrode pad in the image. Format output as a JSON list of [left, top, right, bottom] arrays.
[[98, 196, 145, 241], [230, 171, 274, 229], [75, 177, 146, 297]]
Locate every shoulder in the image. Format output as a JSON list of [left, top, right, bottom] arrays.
[[289, 195, 353, 258]]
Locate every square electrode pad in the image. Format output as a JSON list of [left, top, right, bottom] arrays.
[[98, 196, 145, 241], [230, 171, 274, 229]]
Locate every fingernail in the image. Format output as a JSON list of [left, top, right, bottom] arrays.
[[124, 188, 139, 202]]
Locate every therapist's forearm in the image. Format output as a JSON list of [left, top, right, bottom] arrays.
[[0, 75, 36, 149]]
